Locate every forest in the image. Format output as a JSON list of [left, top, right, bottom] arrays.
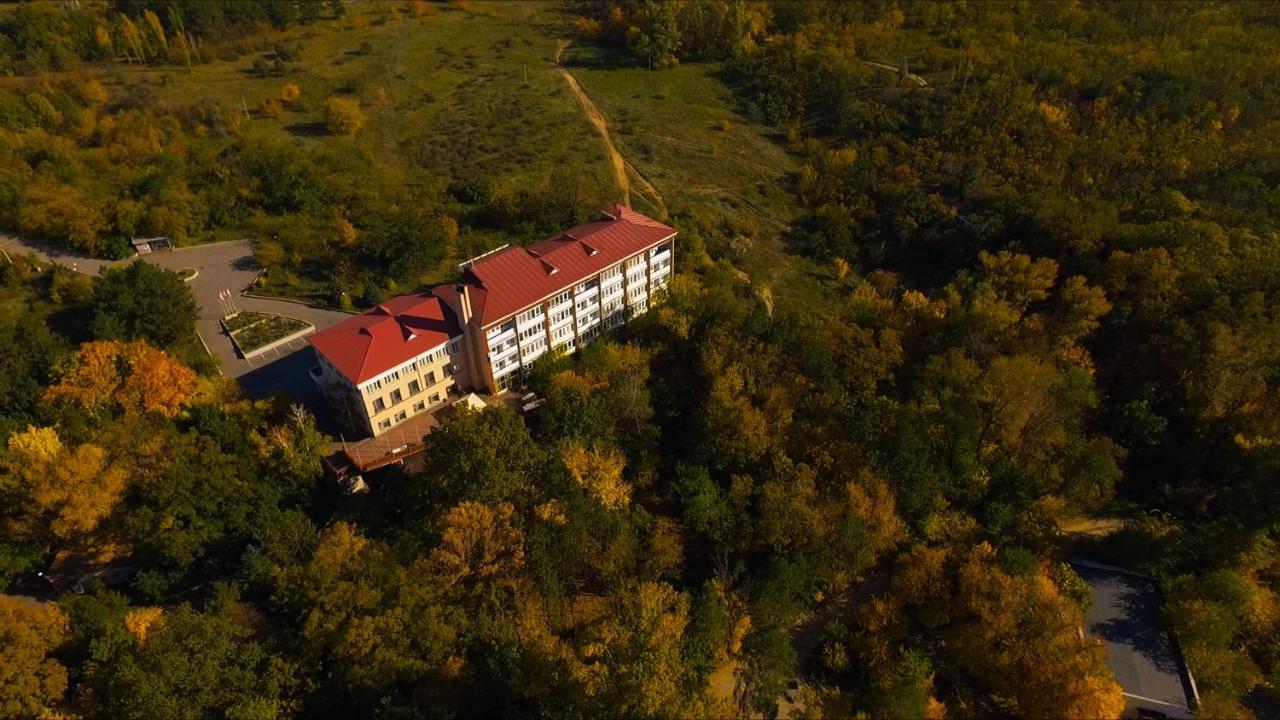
[[3, 1, 1280, 719]]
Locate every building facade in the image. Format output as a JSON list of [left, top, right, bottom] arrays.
[[309, 206, 676, 437]]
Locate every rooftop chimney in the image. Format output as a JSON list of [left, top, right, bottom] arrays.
[[456, 284, 473, 325]]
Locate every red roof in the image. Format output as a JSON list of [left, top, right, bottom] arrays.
[[308, 292, 461, 385], [450, 205, 675, 327]]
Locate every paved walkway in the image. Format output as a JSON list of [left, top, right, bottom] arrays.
[[0, 234, 353, 378]]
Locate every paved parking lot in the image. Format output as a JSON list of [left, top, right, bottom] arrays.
[[1, 234, 353, 379]]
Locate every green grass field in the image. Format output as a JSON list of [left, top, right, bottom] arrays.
[[84, 1, 829, 308], [564, 44, 828, 310], [108, 3, 610, 191], [97, 1, 614, 291]]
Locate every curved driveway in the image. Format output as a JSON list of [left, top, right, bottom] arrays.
[[0, 234, 352, 378]]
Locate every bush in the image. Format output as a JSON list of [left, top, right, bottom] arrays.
[[258, 97, 284, 119], [321, 97, 365, 135]]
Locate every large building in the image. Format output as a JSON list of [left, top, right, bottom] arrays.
[[308, 205, 675, 437]]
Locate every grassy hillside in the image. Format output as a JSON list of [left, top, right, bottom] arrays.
[[111, 3, 612, 201]]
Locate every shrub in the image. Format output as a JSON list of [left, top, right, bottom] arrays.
[[322, 97, 365, 135], [258, 97, 284, 119]]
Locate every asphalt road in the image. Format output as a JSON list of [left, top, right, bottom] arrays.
[[0, 234, 352, 379]]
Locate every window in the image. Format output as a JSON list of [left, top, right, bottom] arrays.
[[603, 265, 622, 280], [390, 388, 403, 404], [387, 369, 400, 382], [430, 392, 441, 403], [518, 305, 544, 323], [552, 290, 572, 306], [366, 378, 383, 391], [378, 419, 392, 431], [552, 306, 573, 324], [487, 320, 515, 339], [443, 363, 453, 377], [395, 410, 407, 422], [413, 401, 426, 412], [519, 323, 544, 341], [450, 340, 460, 352], [408, 379, 421, 395], [372, 397, 386, 413], [426, 370, 437, 385]]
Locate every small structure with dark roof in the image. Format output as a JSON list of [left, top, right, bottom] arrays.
[[131, 236, 172, 255], [1072, 558, 1199, 719]]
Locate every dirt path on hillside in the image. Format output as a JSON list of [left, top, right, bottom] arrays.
[[861, 59, 928, 87], [554, 40, 668, 217]]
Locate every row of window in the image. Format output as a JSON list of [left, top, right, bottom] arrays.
[[487, 319, 516, 340], [477, 244, 671, 394], [362, 339, 459, 392], [518, 323, 544, 341], [370, 368, 450, 413], [375, 392, 444, 432]]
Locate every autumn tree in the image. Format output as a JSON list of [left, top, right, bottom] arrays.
[[44, 340, 197, 418], [5, 425, 128, 543], [0, 596, 69, 719], [561, 442, 631, 510], [893, 543, 1126, 719], [429, 500, 526, 607]]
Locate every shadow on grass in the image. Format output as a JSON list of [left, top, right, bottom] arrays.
[[285, 121, 329, 138]]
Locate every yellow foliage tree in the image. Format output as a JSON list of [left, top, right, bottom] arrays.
[[895, 543, 1125, 719], [430, 501, 525, 589], [281, 83, 301, 103], [0, 595, 69, 719], [334, 216, 357, 246], [833, 256, 850, 281], [141, 9, 168, 52], [45, 340, 197, 418], [561, 442, 631, 510], [582, 581, 694, 718], [7, 426, 128, 541], [124, 607, 164, 644]]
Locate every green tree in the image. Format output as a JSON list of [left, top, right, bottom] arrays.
[[90, 261, 198, 349], [406, 406, 545, 511], [99, 605, 296, 720]]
